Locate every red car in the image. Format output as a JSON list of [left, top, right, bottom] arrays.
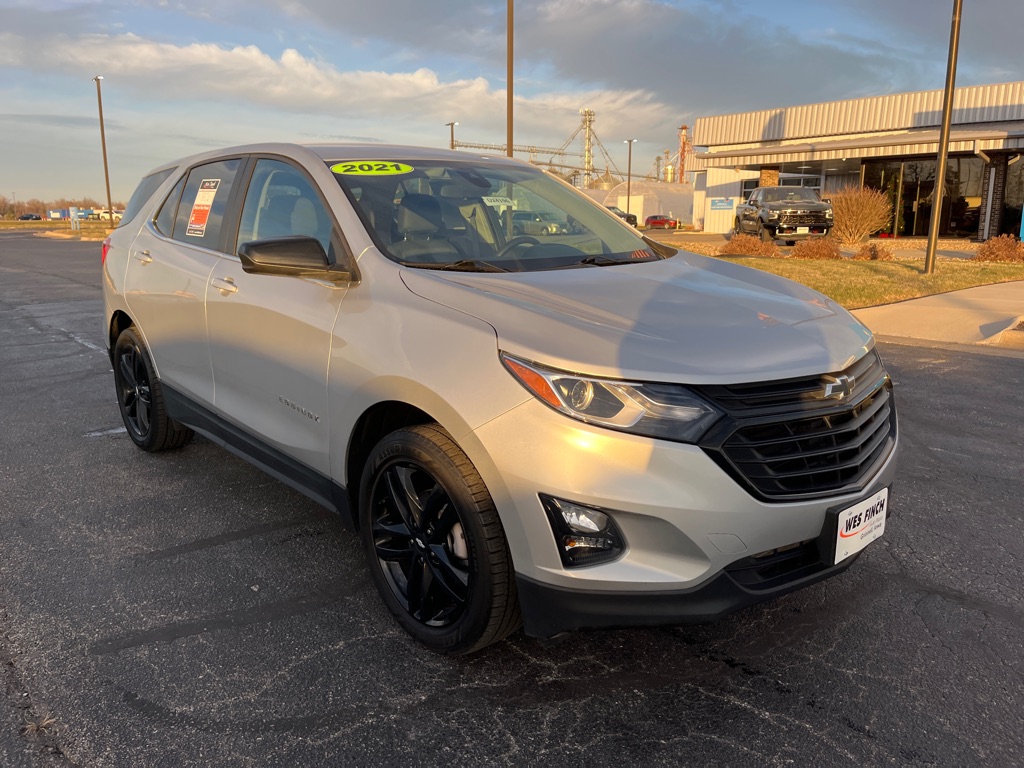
[[644, 214, 677, 229]]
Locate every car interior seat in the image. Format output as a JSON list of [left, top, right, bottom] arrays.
[[388, 194, 461, 262]]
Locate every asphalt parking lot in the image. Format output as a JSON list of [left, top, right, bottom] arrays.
[[1, 233, 1022, 766]]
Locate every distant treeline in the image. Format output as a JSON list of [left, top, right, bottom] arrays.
[[1, 195, 126, 219]]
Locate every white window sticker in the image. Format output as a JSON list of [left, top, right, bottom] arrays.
[[483, 196, 513, 208], [186, 179, 221, 237]]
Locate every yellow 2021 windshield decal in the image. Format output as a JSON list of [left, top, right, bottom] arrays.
[[330, 161, 414, 175]]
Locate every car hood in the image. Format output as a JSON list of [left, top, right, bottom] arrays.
[[400, 251, 873, 383]]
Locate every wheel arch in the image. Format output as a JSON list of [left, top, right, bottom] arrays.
[[108, 310, 134, 364], [345, 400, 435, 526]]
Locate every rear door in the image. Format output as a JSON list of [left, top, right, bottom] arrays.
[[123, 157, 244, 405]]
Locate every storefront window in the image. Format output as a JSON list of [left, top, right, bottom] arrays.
[[1004, 159, 1024, 238], [863, 156, 985, 238]]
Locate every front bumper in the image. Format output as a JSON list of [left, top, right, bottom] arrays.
[[464, 397, 898, 639], [516, 507, 875, 638]]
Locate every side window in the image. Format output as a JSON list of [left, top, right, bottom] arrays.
[[119, 168, 174, 227], [154, 175, 186, 236], [236, 158, 334, 257], [171, 158, 242, 251]]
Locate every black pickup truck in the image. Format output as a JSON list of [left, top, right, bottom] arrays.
[[734, 187, 832, 244]]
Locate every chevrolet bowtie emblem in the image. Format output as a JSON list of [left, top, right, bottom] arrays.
[[822, 374, 855, 400]]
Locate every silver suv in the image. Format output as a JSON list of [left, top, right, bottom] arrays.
[[103, 144, 898, 654]]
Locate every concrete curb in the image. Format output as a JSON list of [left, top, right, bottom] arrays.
[[982, 315, 1024, 348]]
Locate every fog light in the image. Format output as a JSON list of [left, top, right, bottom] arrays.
[[540, 495, 625, 568]]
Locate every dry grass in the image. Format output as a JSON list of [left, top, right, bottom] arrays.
[[974, 234, 1024, 262], [717, 256, 1024, 309], [790, 238, 842, 260], [21, 711, 57, 738], [717, 234, 779, 257]]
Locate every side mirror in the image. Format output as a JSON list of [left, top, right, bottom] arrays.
[[237, 236, 350, 281]]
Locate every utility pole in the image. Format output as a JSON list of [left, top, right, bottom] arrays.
[[506, 0, 514, 157], [925, 0, 962, 274], [445, 121, 459, 150], [624, 139, 637, 215], [93, 75, 115, 228]]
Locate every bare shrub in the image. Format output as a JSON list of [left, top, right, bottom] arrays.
[[974, 234, 1024, 262], [828, 186, 892, 246], [718, 234, 779, 257], [852, 242, 894, 261], [790, 238, 842, 260]]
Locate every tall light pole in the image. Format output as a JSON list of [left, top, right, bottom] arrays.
[[624, 139, 637, 215], [506, 0, 514, 157], [445, 121, 459, 150], [93, 75, 114, 228], [924, 0, 963, 274]]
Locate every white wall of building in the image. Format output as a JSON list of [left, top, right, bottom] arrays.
[[700, 168, 759, 233]]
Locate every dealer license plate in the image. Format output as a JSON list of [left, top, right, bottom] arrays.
[[796, 226, 809, 234], [834, 488, 888, 564]]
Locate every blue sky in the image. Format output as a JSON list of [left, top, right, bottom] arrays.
[[2, 0, 1023, 201]]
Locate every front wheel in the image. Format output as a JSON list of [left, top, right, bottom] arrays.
[[359, 424, 520, 654], [758, 222, 774, 243], [113, 327, 193, 451]]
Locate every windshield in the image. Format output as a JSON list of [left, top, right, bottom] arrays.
[[328, 157, 664, 272], [762, 188, 821, 204]]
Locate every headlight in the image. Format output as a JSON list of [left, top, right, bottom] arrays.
[[501, 353, 722, 443], [766, 211, 780, 220]]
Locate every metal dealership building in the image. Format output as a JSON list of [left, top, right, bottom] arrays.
[[690, 81, 1024, 240]]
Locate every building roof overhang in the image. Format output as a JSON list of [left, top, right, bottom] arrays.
[[695, 123, 1024, 171]]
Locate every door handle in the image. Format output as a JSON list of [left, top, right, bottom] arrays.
[[211, 276, 238, 294], [133, 250, 152, 265]]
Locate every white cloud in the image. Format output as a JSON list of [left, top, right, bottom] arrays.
[[3, 29, 680, 147]]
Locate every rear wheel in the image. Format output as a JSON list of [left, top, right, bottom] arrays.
[[733, 218, 742, 236], [113, 327, 193, 451], [359, 424, 520, 654]]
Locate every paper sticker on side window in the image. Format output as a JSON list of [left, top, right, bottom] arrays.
[[186, 179, 221, 237]]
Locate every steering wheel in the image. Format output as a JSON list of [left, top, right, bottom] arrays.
[[494, 235, 540, 259]]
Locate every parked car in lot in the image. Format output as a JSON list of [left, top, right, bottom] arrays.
[[734, 187, 833, 244], [644, 214, 678, 229], [103, 143, 898, 654], [17, 213, 42, 220], [605, 205, 637, 227], [511, 210, 567, 236]]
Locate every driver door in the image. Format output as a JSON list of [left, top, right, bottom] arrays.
[[205, 157, 352, 476]]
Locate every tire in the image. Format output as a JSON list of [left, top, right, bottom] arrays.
[[113, 327, 194, 451], [786, 240, 796, 246], [359, 424, 520, 655], [758, 222, 774, 243], [733, 218, 742, 236], [512, 225, 523, 237]]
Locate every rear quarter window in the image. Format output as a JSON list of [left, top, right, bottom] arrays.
[[119, 168, 174, 226]]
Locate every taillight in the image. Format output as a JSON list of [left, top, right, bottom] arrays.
[[101, 237, 111, 264]]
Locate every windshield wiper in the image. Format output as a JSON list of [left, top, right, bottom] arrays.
[[400, 259, 508, 273], [577, 255, 649, 267]]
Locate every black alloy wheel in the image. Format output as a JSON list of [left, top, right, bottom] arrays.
[[112, 327, 193, 451], [359, 425, 520, 654], [370, 460, 470, 627]]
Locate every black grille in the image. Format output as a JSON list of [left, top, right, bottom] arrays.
[[779, 212, 829, 225], [700, 350, 885, 415], [696, 351, 897, 502]]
